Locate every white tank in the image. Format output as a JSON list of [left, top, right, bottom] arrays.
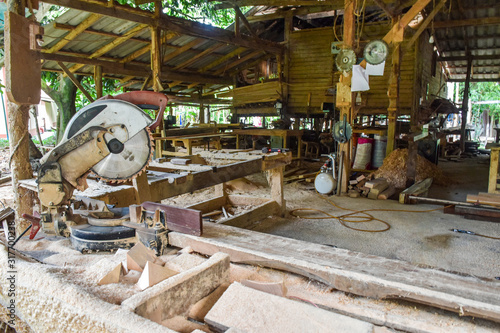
[[314, 173, 337, 194]]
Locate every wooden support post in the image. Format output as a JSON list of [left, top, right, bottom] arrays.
[[386, 39, 401, 156], [266, 166, 285, 217], [199, 89, 205, 124], [133, 172, 152, 203], [336, 0, 355, 193], [57, 62, 95, 102], [282, 14, 293, 118], [6, 0, 35, 234], [94, 65, 103, 99], [150, 24, 163, 92], [460, 56, 472, 152]]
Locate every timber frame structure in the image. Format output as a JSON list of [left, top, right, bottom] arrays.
[[2, 0, 500, 225]]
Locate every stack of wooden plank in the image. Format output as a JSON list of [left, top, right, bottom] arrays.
[[217, 81, 280, 107], [348, 176, 395, 200]]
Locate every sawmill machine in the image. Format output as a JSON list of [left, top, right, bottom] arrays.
[[22, 91, 185, 254]]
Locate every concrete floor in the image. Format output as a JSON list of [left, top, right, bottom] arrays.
[[241, 155, 500, 279]]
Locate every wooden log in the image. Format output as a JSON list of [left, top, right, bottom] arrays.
[[466, 194, 500, 207], [169, 222, 500, 323]]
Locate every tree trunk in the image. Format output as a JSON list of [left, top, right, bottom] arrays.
[[42, 75, 79, 142]]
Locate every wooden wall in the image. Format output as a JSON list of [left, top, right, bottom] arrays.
[[287, 27, 335, 115]]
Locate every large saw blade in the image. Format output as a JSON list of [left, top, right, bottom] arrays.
[[91, 128, 153, 182]]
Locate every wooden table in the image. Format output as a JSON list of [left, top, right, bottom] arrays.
[[232, 129, 303, 159], [157, 133, 231, 156]]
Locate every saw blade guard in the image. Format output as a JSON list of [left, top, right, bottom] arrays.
[[63, 99, 153, 142]]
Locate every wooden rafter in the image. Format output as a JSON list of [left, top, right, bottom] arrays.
[[228, 53, 273, 76], [57, 61, 95, 102], [247, 5, 333, 22], [53, 22, 149, 44], [372, 0, 394, 18], [120, 31, 178, 64], [200, 47, 247, 73], [433, 16, 500, 28], [438, 55, 500, 61], [213, 50, 265, 75], [163, 38, 206, 63], [404, 0, 446, 52], [213, 0, 341, 10], [41, 0, 284, 54], [42, 53, 233, 85], [173, 43, 224, 71], [46, 13, 102, 53], [69, 23, 148, 73], [233, 5, 257, 38], [383, 0, 432, 44]]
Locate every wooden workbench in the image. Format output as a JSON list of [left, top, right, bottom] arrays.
[[156, 133, 232, 156], [232, 129, 303, 158]]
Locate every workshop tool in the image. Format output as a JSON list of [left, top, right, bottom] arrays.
[[27, 91, 171, 252], [315, 153, 338, 195]]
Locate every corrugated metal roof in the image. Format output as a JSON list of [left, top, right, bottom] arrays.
[[40, 6, 279, 98], [433, 0, 500, 81]]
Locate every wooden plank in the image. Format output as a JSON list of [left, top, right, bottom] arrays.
[[399, 178, 433, 204], [227, 195, 274, 207], [142, 201, 202, 236], [220, 200, 279, 229], [46, 13, 102, 53], [168, 222, 500, 323], [186, 195, 227, 214], [122, 253, 230, 323], [455, 205, 500, 222], [205, 283, 374, 333], [466, 194, 500, 207], [132, 172, 152, 203]]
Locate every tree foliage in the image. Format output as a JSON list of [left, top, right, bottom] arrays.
[[468, 82, 500, 120]]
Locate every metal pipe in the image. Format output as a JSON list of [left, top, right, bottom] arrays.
[[408, 196, 497, 208]]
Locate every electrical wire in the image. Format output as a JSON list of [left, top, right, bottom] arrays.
[[290, 190, 453, 233]]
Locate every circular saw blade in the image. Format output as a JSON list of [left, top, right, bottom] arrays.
[[364, 40, 389, 65], [91, 128, 153, 182], [335, 48, 356, 72]]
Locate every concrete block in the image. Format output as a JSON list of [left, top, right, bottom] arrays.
[[122, 252, 230, 323], [205, 282, 374, 333]]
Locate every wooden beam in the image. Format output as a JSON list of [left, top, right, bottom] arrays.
[[163, 38, 205, 63], [214, 0, 341, 10], [200, 47, 246, 73], [233, 5, 257, 38], [120, 31, 178, 64], [151, 26, 162, 92], [372, 0, 394, 18], [404, 0, 447, 52], [247, 5, 333, 22], [46, 13, 102, 53], [70, 23, 148, 73], [42, 53, 234, 85], [53, 22, 149, 44], [57, 61, 95, 102], [213, 50, 265, 75], [173, 43, 224, 71], [169, 222, 500, 323], [383, 0, 432, 44], [433, 16, 500, 29], [94, 65, 103, 99], [42, 0, 283, 54], [438, 55, 500, 62], [460, 56, 472, 152]]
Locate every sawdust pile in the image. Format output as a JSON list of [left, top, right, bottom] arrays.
[[374, 148, 450, 188]]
